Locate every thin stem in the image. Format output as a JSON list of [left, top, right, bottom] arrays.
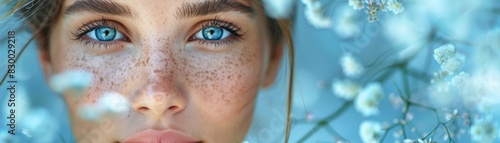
[[297, 102, 353, 142], [297, 121, 327, 143], [422, 124, 440, 140], [401, 103, 411, 139], [323, 124, 348, 142], [380, 123, 402, 142], [400, 66, 411, 99], [393, 82, 407, 101], [409, 101, 441, 122], [443, 124, 456, 143], [401, 124, 407, 139]]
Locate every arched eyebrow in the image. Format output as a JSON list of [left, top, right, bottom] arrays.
[[176, 0, 256, 19], [64, 0, 133, 17]]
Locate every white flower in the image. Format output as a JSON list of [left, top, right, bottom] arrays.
[[98, 92, 130, 113], [451, 72, 469, 87], [360, 121, 384, 143], [389, 93, 403, 109], [332, 79, 361, 100], [303, 1, 331, 28], [78, 92, 130, 120], [418, 138, 432, 143], [433, 43, 466, 75], [49, 70, 93, 94], [402, 139, 414, 143], [470, 117, 498, 143], [78, 104, 104, 121], [387, 0, 404, 14], [349, 0, 364, 10], [355, 83, 384, 117], [262, 0, 295, 18], [434, 43, 456, 64], [441, 53, 465, 75], [334, 5, 361, 38], [340, 53, 365, 78]]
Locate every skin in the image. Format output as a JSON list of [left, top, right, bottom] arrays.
[[37, 0, 283, 142]]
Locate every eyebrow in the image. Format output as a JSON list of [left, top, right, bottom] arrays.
[[64, 0, 132, 17], [176, 0, 255, 19]]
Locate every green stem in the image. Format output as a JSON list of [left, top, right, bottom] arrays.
[[401, 67, 411, 99], [422, 124, 440, 140], [297, 121, 326, 143], [409, 101, 441, 122], [323, 124, 348, 142], [443, 124, 456, 143], [380, 123, 401, 142], [297, 101, 352, 143]]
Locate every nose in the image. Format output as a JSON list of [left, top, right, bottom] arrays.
[[131, 83, 186, 118], [130, 36, 186, 118]]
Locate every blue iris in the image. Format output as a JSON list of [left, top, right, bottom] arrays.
[[95, 27, 117, 41], [202, 26, 223, 40]]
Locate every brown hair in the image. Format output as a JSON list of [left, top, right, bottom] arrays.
[[3, 0, 295, 142]]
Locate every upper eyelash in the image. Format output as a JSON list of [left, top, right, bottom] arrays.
[[71, 17, 242, 50], [71, 17, 119, 40], [201, 16, 244, 37]]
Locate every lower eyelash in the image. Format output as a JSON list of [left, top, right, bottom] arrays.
[[77, 37, 118, 50], [197, 38, 238, 47]]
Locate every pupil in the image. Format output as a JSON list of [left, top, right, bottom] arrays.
[[95, 27, 116, 41], [202, 27, 223, 40]]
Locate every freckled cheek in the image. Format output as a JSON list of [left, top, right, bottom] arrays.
[[182, 50, 263, 119], [53, 45, 140, 103]]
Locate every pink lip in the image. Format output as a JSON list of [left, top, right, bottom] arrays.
[[122, 129, 201, 143]]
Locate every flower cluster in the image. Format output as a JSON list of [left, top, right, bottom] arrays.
[[470, 117, 499, 143], [354, 83, 384, 117], [433, 43, 466, 75], [333, 53, 385, 117], [295, 0, 500, 142], [78, 92, 130, 121], [301, 0, 331, 28], [359, 121, 384, 143], [348, 0, 405, 22], [340, 53, 365, 78], [49, 70, 93, 94]]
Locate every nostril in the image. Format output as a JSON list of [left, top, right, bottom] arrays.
[[168, 106, 178, 111], [138, 107, 149, 111]]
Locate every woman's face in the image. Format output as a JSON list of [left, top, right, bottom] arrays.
[[40, 0, 281, 142]]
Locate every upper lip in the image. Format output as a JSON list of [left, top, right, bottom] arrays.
[[122, 129, 201, 143]]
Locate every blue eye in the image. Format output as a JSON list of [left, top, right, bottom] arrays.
[[194, 26, 231, 41], [85, 27, 124, 42]]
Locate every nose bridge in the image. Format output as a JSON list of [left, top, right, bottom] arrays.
[[131, 31, 185, 117], [138, 28, 178, 81]]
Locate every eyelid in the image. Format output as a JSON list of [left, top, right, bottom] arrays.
[[186, 18, 246, 52], [72, 18, 131, 42], [187, 17, 244, 41], [71, 18, 131, 54]]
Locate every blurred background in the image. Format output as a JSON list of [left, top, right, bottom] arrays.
[[1, 0, 500, 143]]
